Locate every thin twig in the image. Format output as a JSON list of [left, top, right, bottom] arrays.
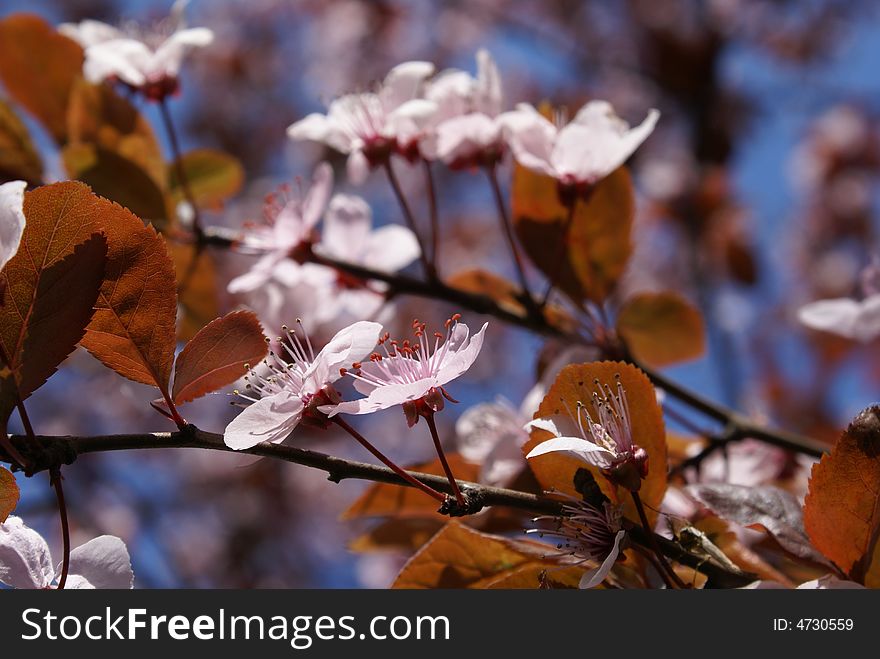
[[632, 491, 686, 589], [424, 413, 465, 506], [423, 159, 441, 272], [486, 164, 535, 307], [50, 467, 70, 590], [384, 161, 435, 279]]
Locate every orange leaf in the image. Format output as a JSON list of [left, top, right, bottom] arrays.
[[512, 165, 634, 304], [172, 310, 268, 405], [342, 455, 480, 521], [0, 14, 83, 142], [170, 243, 220, 341], [617, 291, 706, 367], [524, 361, 667, 524], [804, 405, 880, 586], [169, 149, 244, 210], [0, 466, 19, 522], [349, 518, 444, 553], [392, 521, 584, 589]]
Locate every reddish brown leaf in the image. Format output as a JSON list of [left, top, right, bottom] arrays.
[[804, 405, 880, 585], [392, 521, 584, 589], [349, 518, 444, 553], [524, 361, 667, 525], [617, 291, 706, 367], [0, 466, 19, 522], [342, 455, 480, 521], [0, 234, 107, 410], [0, 14, 83, 142], [172, 310, 268, 405], [512, 165, 634, 304]]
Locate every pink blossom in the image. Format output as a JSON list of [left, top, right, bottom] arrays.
[[499, 100, 659, 192], [423, 49, 505, 167], [526, 376, 648, 491], [224, 320, 383, 450], [529, 498, 625, 589], [287, 62, 437, 184], [798, 294, 880, 343], [60, 0, 213, 101], [0, 180, 26, 273], [0, 516, 133, 589], [323, 316, 488, 423], [228, 162, 333, 296]]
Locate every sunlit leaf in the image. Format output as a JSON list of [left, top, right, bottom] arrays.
[[617, 291, 706, 367], [0, 466, 19, 522], [524, 361, 667, 524], [169, 149, 244, 210], [172, 310, 267, 405], [804, 405, 880, 586], [512, 165, 634, 304], [0, 99, 42, 185], [342, 455, 480, 521], [392, 521, 584, 589], [0, 14, 83, 142]]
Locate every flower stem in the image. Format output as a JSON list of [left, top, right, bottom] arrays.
[[631, 491, 686, 589], [384, 161, 435, 280], [50, 467, 70, 590], [423, 159, 441, 274], [424, 412, 465, 507], [540, 197, 577, 307], [332, 417, 446, 502], [486, 164, 536, 308]]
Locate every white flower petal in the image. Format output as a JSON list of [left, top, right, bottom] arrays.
[[798, 297, 863, 340], [579, 529, 625, 589], [434, 322, 487, 388], [301, 162, 334, 230], [362, 225, 420, 273], [0, 516, 54, 589], [83, 39, 152, 86], [58, 20, 121, 47], [525, 436, 616, 469], [151, 27, 213, 77], [305, 320, 383, 388], [381, 61, 435, 110], [320, 194, 373, 261], [498, 105, 557, 177], [66, 536, 134, 589], [224, 392, 304, 450], [0, 180, 26, 272]]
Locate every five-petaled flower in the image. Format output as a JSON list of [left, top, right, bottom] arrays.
[[0, 516, 134, 589], [526, 375, 649, 491], [287, 62, 437, 184], [228, 162, 333, 296], [529, 497, 626, 589], [224, 320, 383, 450], [499, 100, 659, 201], [423, 49, 505, 168], [60, 0, 214, 101], [0, 180, 26, 275], [312, 193, 421, 325], [323, 315, 488, 425]]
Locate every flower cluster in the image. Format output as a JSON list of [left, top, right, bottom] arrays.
[[288, 51, 659, 190], [224, 316, 487, 449]]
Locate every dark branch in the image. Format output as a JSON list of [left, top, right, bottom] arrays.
[[3, 428, 753, 587]]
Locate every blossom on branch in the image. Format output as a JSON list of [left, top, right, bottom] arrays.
[[526, 375, 649, 491], [224, 320, 383, 450], [0, 180, 26, 273], [529, 498, 626, 589], [228, 162, 333, 296], [0, 516, 133, 589], [423, 49, 505, 168], [287, 62, 437, 183], [499, 101, 659, 198], [323, 315, 488, 424]]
